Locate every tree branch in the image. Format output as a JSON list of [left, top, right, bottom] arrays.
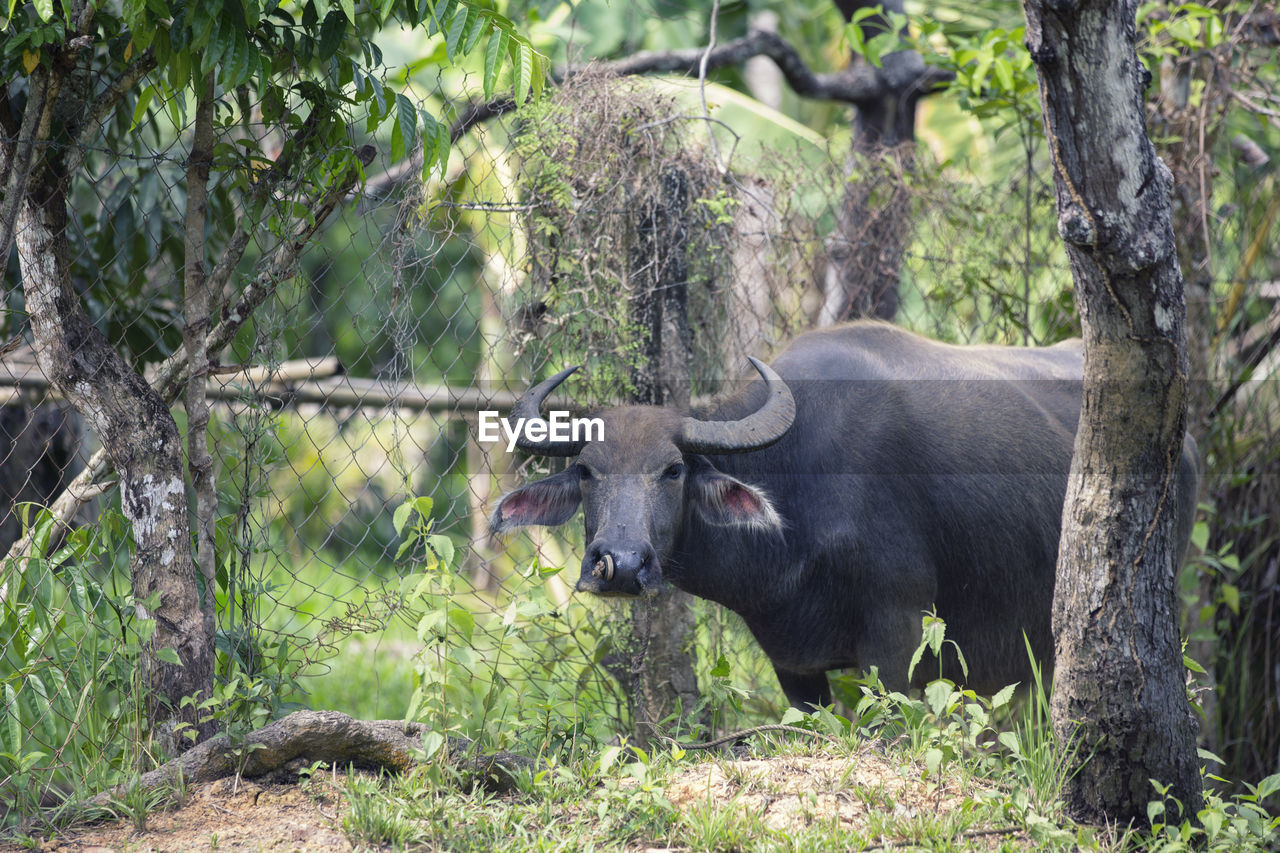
[[64, 49, 158, 177], [0, 67, 62, 266], [364, 28, 953, 201], [182, 73, 219, 643]]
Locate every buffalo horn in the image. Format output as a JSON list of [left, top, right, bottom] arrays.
[[679, 357, 796, 454], [509, 365, 586, 456]]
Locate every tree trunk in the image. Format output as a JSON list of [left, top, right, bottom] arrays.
[[1024, 0, 1202, 824], [16, 159, 215, 748], [626, 165, 702, 747]]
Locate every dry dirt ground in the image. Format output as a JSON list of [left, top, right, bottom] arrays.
[[20, 775, 356, 853], [12, 749, 1019, 852]]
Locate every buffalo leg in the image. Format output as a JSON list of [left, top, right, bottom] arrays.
[[774, 668, 832, 710]]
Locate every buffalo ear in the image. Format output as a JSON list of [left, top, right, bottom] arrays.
[[688, 460, 784, 534], [490, 467, 583, 534]]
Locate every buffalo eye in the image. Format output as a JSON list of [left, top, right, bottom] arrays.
[[662, 463, 685, 481], [578, 464, 595, 482]]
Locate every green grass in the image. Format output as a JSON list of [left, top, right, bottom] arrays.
[[331, 724, 1279, 853]]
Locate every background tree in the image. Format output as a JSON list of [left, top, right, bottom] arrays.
[[1023, 0, 1203, 823]]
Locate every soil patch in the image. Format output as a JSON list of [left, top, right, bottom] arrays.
[[24, 774, 354, 853]]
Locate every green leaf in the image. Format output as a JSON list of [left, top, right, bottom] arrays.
[[33, 0, 53, 21], [483, 28, 507, 99], [924, 680, 953, 716], [393, 501, 413, 535], [447, 607, 474, 643], [444, 4, 469, 61], [779, 706, 806, 726], [1221, 582, 1239, 614], [462, 6, 486, 54], [710, 654, 731, 678], [426, 0, 457, 36], [512, 39, 533, 104], [991, 683, 1016, 709], [394, 92, 417, 160], [997, 730, 1021, 756], [155, 647, 183, 665], [597, 745, 622, 774], [420, 730, 445, 759], [1196, 747, 1225, 765], [426, 533, 454, 567], [130, 84, 156, 131], [339, 0, 353, 22], [318, 11, 346, 60]]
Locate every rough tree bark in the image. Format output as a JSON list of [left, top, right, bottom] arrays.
[[16, 153, 215, 743], [1023, 0, 1203, 824]]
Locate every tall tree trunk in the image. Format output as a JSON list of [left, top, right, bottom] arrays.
[[626, 165, 702, 747], [16, 161, 215, 747], [1024, 0, 1203, 824]]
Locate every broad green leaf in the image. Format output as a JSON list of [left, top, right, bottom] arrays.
[[511, 39, 533, 104], [318, 11, 346, 60], [779, 706, 806, 725], [420, 730, 445, 759], [393, 501, 413, 535], [339, 0, 353, 23], [155, 647, 182, 665], [924, 679, 953, 716], [462, 5, 486, 54], [394, 92, 417, 161], [33, 0, 52, 21], [444, 4, 469, 61], [483, 28, 507, 99], [130, 84, 156, 130], [447, 607, 474, 643], [597, 745, 622, 774], [426, 533, 454, 567]]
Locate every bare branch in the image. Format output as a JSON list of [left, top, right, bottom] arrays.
[[64, 49, 158, 177], [362, 28, 952, 200], [576, 29, 949, 104], [0, 68, 61, 264]]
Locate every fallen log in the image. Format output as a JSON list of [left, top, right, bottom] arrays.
[[87, 710, 536, 808]]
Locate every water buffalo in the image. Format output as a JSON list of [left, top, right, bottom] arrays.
[[489, 321, 1200, 708]]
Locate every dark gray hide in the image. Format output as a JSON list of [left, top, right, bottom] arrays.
[[490, 321, 1201, 708]]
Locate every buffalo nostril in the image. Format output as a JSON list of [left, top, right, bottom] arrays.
[[590, 553, 616, 581]]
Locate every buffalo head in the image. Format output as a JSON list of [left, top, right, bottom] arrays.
[[489, 359, 796, 597]]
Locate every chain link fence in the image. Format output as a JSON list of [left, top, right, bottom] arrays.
[[3, 31, 1278, 827]]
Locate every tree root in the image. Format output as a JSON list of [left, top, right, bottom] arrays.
[[88, 710, 536, 807]]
